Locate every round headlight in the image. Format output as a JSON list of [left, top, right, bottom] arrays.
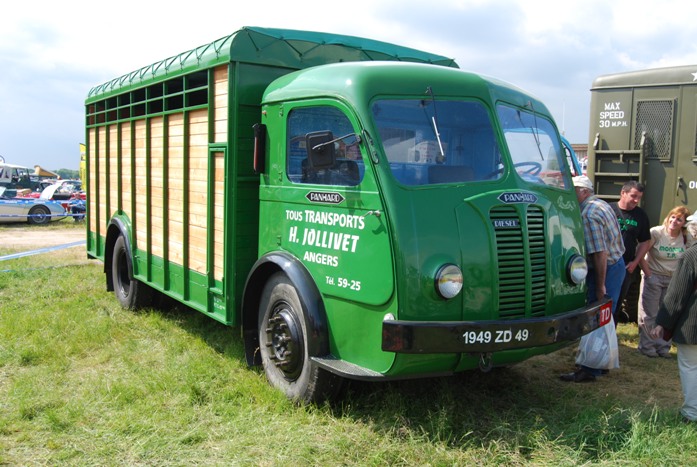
[[435, 264, 463, 299], [567, 254, 588, 284]]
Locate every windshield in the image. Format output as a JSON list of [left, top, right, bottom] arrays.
[[372, 99, 502, 186], [497, 104, 569, 188]]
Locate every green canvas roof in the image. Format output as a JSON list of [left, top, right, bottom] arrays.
[[86, 26, 458, 100]]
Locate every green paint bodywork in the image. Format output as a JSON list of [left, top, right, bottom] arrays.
[[86, 27, 598, 382], [258, 62, 591, 376], [86, 26, 457, 103]]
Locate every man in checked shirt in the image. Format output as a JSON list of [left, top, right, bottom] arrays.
[[560, 175, 625, 382]]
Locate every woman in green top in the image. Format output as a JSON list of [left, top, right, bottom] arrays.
[[638, 205, 693, 358]]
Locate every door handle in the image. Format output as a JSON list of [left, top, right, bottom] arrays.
[[677, 176, 685, 196]]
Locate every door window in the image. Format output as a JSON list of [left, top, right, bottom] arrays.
[[287, 106, 364, 186]]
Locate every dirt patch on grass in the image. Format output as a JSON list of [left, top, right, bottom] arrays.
[[0, 223, 91, 268], [0, 224, 86, 248]]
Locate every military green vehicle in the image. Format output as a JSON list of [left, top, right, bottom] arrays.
[[588, 64, 697, 320]]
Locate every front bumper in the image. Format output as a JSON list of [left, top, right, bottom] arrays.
[[382, 298, 612, 353]]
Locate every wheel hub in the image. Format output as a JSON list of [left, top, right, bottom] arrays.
[[265, 304, 303, 380]]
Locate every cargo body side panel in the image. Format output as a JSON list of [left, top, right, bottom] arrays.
[[86, 65, 230, 321]]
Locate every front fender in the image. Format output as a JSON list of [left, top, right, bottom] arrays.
[[242, 252, 329, 366]]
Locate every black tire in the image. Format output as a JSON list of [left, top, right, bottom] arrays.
[[258, 272, 344, 403], [27, 205, 51, 225], [112, 235, 151, 310]]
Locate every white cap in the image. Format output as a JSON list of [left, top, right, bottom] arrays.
[[572, 175, 593, 190]]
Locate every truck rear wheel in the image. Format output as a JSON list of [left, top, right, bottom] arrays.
[[258, 272, 343, 403], [112, 235, 151, 310]]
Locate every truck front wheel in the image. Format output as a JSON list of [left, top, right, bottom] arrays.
[[112, 235, 151, 310], [258, 272, 343, 403]]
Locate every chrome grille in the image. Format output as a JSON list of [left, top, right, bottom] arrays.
[[491, 205, 547, 318]]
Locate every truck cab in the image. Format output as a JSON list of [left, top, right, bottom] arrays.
[[245, 62, 608, 400]]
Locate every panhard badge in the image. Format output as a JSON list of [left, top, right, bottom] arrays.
[[306, 191, 345, 204], [498, 191, 538, 204]]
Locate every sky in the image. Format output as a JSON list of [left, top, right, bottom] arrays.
[[1, 0, 697, 171]]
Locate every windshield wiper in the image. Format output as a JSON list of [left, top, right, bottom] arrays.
[[523, 101, 545, 161], [425, 87, 446, 162]]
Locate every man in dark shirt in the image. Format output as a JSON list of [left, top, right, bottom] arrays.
[[611, 181, 651, 322]]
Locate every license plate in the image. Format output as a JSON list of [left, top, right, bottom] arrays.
[[462, 328, 530, 346]]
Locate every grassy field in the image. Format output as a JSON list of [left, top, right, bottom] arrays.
[[1, 223, 695, 465]]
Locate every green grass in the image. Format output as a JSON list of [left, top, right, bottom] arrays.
[[1, 224, 696, 465]]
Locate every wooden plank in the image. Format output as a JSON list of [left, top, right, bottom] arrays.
[[167, 148, 186, 168], [121, 124, 132, 220], [168, 113, 185, 136], [214, 67, 228, 148], [168, 207, 184, 222], [150, 117, 165, 242], [188, 168, 211, 183], [186, 109, 210, 275], [168, 239, 186, 265], [167, 220, 185, 243], [150, 195, 164, 209], [88, 129, 98, 233], [108, 126, 119, 216], [212, 152, 225, 281], [133, 120, 148, 250], [168, 178, 186, 191], [190, 134, 209, 146], [213, 68, 228, 143], [188, 156, 208, 171], [167, 116, 185, 248], [188, 200, 208, 217], [189, 193, 208, 208], [188, 224, 208, 274], [189, 110, 207, 124], [98, 127, 108, 237]]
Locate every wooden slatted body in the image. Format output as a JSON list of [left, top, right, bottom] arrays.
[[87, 64, 230, 319]]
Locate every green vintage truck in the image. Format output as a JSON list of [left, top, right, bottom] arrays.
[[85, 27, 610, 402]]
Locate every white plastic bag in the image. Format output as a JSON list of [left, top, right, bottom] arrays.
[[575, 321, 620, 370]]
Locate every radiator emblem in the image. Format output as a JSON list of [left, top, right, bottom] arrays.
[[498, 192, 538, 204]]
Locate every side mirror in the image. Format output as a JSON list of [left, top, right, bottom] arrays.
[[306, 131, 336, 170], [252, 123, 266, 174]]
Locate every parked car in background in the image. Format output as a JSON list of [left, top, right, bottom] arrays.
[[16, 180, 84, 201], [14, 180, 86, 219], [45, 180, 84, 201], [0, 186, 68, 225], [0, 162, 35, 191]]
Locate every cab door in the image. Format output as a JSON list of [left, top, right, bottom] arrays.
[[260, 101, 394, 306]]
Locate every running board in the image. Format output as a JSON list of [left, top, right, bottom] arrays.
[[311, 356, 386, 380]]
